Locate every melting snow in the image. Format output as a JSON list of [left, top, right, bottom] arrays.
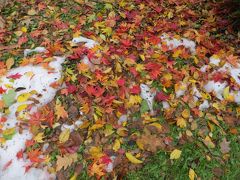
[[0, 57, 64, 180], [160, 34, 196, 54], [0, 36, 97, 179], [140, 84, 156, 114]]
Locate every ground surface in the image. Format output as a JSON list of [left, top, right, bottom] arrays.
[[0, 0, 240, 180]]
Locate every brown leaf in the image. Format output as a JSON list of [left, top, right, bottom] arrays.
[[220, 138, 231, 154], [56, 153, 78, 171]]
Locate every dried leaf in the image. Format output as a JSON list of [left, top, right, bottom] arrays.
[[56, 153, 78, 171]]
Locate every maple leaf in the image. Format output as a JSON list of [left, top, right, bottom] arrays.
[[226, 54, 239, 67], [220, 138, 231, 154], [130, 85, 141, 94], [27, 149, 44, 163], [55, 102, 68, 120], [56, 153, 78, 171], [145, 62, 162, 79], [120, 39, 132, 47], [155, 91, 169, 101], [212, 72, 225, 82], [89, 161, 106, 178], [0, 87, 6, 94]]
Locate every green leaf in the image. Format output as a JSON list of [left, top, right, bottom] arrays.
[[2, 89, 16, 107], [140, 100, 149, 114]]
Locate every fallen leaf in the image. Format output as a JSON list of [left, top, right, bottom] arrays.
[[125, 152, 143, 164], [56, 153, 78, 171], [189, 168, 196, 180], [59, 128, 70, 144], [220, 138, 230, 154], [170, 149, 182, 160], [6, 58, 14, 70]]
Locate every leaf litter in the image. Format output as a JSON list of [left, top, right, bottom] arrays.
[[0, 0, 240, 179]]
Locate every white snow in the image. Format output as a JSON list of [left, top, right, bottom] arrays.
[[162, 101, 170, 109], [118, 114, 128, 125], [0, 36, 96, 179], [140, 84, 156, 114], [0, 57, 64, 180], [72, 36, 97, 49], [209, 55, 220, 66], [72, 36, 98, 70], [219, 63, 240, 85], [61, 119, 83, 132], [160, 34, 196, 54], [175, 83, 187, 98], [199, 100, 210, 110], [24, 47, 47, 57]]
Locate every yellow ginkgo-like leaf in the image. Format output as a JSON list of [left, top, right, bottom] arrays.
[[189, 168, 196, 180], [17, 104, 28, 112], [125, 152, 143, 164], [170, 149, 182, 160], [17, 93, 31, 103], [59, 129, 70, 144], [6, 58, 14, 70], [113, 139, 121, 152]]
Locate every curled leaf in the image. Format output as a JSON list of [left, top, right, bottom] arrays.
[[125, 152, 143, 164]]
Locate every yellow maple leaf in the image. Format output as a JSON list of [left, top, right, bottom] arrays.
[[128, 95, 142, 106], [170, 149, 182, 160], [55, 103, 68, 120], [176, 117, 187, 128], [89, 146, 104, 159], [56, 153, 78, 171], [34, 132, 44, 143], [102, 27, 112, 36], [135, 64, 145, 72], [182, 109, 190, 119]]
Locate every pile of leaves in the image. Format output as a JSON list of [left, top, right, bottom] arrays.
[[0, 0, 240, 179]]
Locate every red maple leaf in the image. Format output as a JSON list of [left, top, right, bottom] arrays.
[[145, 62, 162, 79], [7, 73, 22, 79], [130, 85, 141, 94], [0, 87, 6, 94], [67, 84, 78, 94], [27, 149, 44, 163], [18, 36, 28, 46], [121, 39, 132, 47], [117, 78, 125, 86], [25, 139, 35, 147], [156, 91, 169, 101], [212, 72, 225, 82]]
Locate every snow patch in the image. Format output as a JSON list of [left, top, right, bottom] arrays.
[[0, 57, 64, 179], [160, 34, 196, 54], [24, 47, 47, 57], [140, 84, 156, 114]]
